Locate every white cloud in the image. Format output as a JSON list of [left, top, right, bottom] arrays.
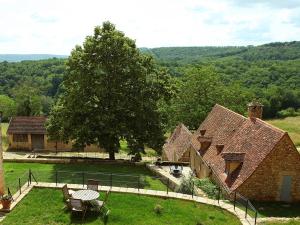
[[0, 0, 299, 54]]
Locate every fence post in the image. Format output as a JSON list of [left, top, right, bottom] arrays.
[[245, 200, 248, 218], [254, 211, 257, 225], [234, 192, 236, 210], [167, 178, 169, 194], [19, 178, 21, 195], [110, 173, 113, 188], [82, 172, 85, 187], [138, 176, 140, 192], [217, 186, 220, 204], [55, 170, 58, 186], [29, 169, 32, 185]]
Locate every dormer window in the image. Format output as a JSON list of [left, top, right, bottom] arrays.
[[222, 152, 245, 175], [200, 129, 206, 136], [197, 135, 212, 152], [216, 144, 224, 154]]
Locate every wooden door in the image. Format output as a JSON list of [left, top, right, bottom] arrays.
[[31, 134, 45, 150], [280, 176, 292, 202]]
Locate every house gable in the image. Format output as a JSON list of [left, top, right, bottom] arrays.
[[236, 134, 300, 201], [163, 123, 192, 162]]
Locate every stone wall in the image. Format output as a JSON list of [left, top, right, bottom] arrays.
[[8, 134, 31, 150], [178, 149, 190, 162], [237, 134, 300, 202], [8, 134, 105, 152], [190, 147, 211, 178]]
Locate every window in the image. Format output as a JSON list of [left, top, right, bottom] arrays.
[[225, 162, 231, 175], [13, 134, 28, 142]]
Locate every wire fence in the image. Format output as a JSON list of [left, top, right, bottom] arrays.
[[212, 171, 259, 225], [6, 171, 30, 199], [5, 167, 258, 224]]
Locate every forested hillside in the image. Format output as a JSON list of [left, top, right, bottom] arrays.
[[0, 58, 65, 121], [0, 54, 67, 62], [0, 41, 299, 128], [144, 41, 300, 65]]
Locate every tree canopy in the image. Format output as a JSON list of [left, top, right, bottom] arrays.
[[47, 21, 172, 159]]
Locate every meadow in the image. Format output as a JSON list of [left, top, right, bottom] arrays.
[[267, 116, 300, 147]]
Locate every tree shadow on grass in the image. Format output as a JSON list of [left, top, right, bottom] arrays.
[[70, 211, 101, 224], [253, 201, 300, 218]]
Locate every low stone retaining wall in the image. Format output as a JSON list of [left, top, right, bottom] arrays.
[[4, 157, 146, 165]]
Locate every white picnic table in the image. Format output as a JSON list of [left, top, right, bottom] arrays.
[[72, 190, 100, 201]]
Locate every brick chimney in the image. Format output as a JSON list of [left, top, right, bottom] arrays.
[[248, 101, 263, 119]]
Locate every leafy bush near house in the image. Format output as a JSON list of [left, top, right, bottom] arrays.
[[176, 172, 195, 195], [194, 178, 219, 199]]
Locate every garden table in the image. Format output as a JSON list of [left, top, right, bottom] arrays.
[[72, 190, 100, 201]]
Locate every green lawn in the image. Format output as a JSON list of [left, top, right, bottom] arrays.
[[261, 220, 300, 225], [1, 188, 241, 225], [253, 201, 300, 218], [267, 116, 300, 146], [1, 122, 8, 151], [4, 162, 166, 194]]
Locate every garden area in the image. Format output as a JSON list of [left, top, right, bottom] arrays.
[[4, 162, 166, 194], [1, 188, 241, 225]]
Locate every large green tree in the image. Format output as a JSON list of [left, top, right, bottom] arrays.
[[165, 66, 252, 130], [12, 80, 46, 116], [47, 21, 171, 159], [0, 95, 16, 121]]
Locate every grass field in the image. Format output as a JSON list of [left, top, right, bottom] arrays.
[[4, 162, 166, 194], [267, 116, 300, 146], [1, 188, 241, 225], [261, 220, 300, 225]]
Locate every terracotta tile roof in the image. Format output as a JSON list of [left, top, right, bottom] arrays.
[[191, 104, 287, 192], [7, 116, 47, 134], [222, 152, 245, 161], [163, 123, 192, 161]]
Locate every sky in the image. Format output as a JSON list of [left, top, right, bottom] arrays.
[[0, 0, 300, 54]]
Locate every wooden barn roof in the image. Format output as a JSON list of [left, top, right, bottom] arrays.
[[7, 116, 47, 134], [163, 123, 192, 161], [191, 104, 287, 192]]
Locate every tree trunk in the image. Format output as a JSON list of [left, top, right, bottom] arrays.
[[109, 151, 115, 160]]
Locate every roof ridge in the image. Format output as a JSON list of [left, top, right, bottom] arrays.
[[214, 104, 246, 120], [251, 117, 287, 134]]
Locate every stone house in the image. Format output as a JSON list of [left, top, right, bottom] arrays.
[[189, 103, 300, 202], [7, 116, 104, 152], [162, 123, 192, 162]]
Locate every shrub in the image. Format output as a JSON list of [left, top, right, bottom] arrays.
[[176, 172, 195, 195], [277, 107, 300, 118], [154, 204, 163, 215], [194, 178, 219, 199]]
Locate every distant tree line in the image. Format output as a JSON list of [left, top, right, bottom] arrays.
[[0, 58, 64, 121], [1, 40, 300, 126]]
